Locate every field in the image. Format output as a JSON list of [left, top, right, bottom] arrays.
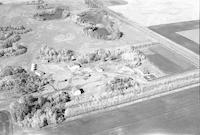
[[143, 45, 196, 74], [108, 0, 199, 26], [149, 20, 200, 54]]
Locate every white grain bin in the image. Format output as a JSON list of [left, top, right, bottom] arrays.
[[31, 63, 37, 71]]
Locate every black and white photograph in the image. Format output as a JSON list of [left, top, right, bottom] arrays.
[[0, 0, 199, 135]]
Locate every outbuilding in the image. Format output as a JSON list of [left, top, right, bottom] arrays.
[[71, 88, 84, 96]]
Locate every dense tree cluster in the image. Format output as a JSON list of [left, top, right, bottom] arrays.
[[106, 77, 140, 93], [12, 72, 45, 94], [76, 48, 120, 64], [26, 0, 44, 5], [0, 66, 49, 95], [33, 7, 70, 21], [0, 25, 31, 32], [39, 46, 76, 62], [0, 25, 31, 58], [0, 35, 21, 49], [0, 31, 13, 40], [83, 26, 123, 40], [76, 9, 123, 40], [39, 46, 123, 64], [36, 3, 52, 10], [77, 9, 108, 26], [38, 46, 146, 66], [11, 91, 71, 128], [121, 46, 146, 67], [84, 0, 103, 8], [0, 44, 27, 57], [0, 66, 26, 78]]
